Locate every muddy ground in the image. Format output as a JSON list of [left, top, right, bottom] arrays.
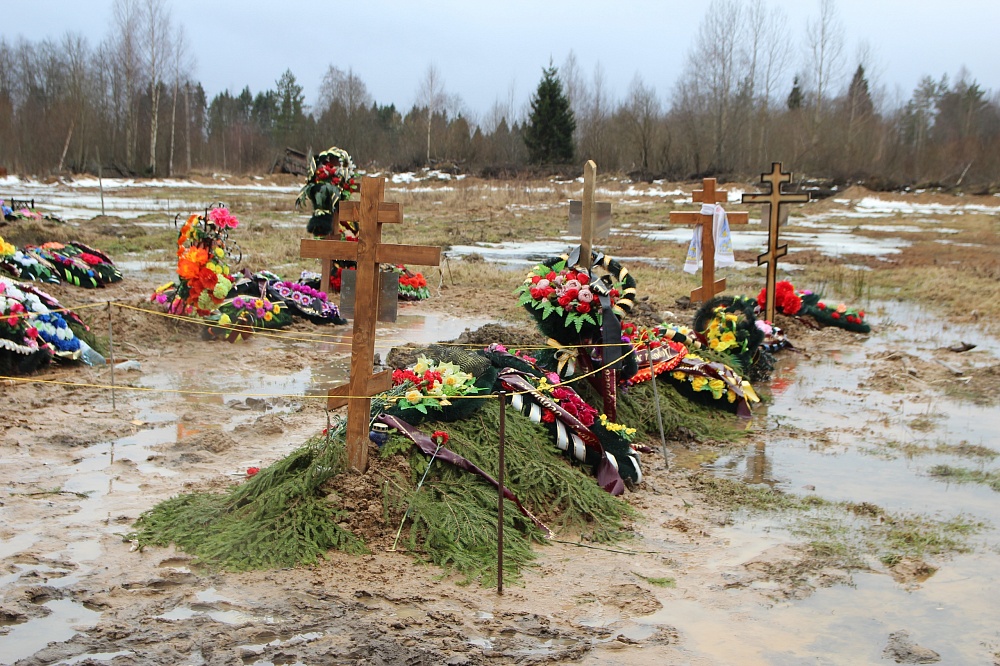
[[1, 177, 999, 665]]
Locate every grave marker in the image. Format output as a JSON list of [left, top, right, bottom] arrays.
[[668, 178, 749, 302], [741, 162, 810, 322], [568, 161, 611, 256], [300, 176, 441, 472]]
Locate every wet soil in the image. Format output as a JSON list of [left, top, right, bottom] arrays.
[[2, 179, 1000, 665]]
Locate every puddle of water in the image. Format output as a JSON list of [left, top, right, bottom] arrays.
[[157, 603, 281, 625], [0, 598, 101, 664], [650, 298, 1000, 664]]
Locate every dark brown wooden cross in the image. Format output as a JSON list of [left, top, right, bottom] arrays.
[[301, 176, 441, 472], [741, 163, 810, 322], [668, 178, 749, 302]]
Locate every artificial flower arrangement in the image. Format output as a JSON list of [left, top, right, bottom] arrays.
[[393, 266, 430, 301], [758, 281, 870, 333], [620, 321, 688, 384], [388, 355, 491, 422], [1, 199, 62, 223], [1, 277, 90, 373], [493, 357, 644, 491], [152, 206, 239, 317], [297, 146, 361, 238], [515, 253, 636, 344], [667, 352, 760, 417], [218, 296, 290, 329], [266, 278, 345, 325], [1, 237, 120, 287]]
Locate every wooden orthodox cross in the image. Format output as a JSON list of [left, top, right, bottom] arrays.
[[567, 160, 611, 265], [741, 162, 810, 323], [300, 176, 441, 472], [668, 178, 749, 302]]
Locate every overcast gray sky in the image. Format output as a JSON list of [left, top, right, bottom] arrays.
[[6, 1, 998, 120]]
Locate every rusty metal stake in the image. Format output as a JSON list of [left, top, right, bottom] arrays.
[[497, 390, 506, 595]]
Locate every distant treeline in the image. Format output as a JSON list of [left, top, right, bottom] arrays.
[[1, 0, 998, 190]]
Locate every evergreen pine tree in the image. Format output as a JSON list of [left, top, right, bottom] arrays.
[[847, 65, 874, 119], [524, 64, 576, 164]]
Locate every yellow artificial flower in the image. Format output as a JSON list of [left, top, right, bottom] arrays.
[[413, 357, 429, 374], [721, 331, 736, 344], [405, 389, 422, 404], [672, 371, 686, 380], [272, 304, 281, 314], [214, 247, 225, 258], [691, 376, 708, 391], [725, 313, 739, 323], [709, 338, 720, 350], [254, 299, 264, 309], [709, 378, 725, 398], [727, 389, 737, 403], [264, 312, 273, 322], [444, 374, 460, 387]]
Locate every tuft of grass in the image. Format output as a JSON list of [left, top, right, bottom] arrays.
[[633, 572, 676, 587], [928, 465, 1000, 492]]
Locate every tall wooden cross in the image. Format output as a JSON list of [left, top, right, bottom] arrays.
[[741, 162, 810, 322], [668, 177, 749, 302], [300, 176, 441, 472], [567, 160, 612, 267]]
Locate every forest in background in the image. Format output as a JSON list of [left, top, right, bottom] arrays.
[[1, 0, 998, 190]]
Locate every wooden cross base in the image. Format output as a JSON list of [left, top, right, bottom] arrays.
[[300, 176, 441, 472]]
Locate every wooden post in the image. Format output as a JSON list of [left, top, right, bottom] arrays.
[[580, 160, 596, 265], [300, 176, 441, 472], [668, 178, 749, 302], [741, 163, 810, 322]]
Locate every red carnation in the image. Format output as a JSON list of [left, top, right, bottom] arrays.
[[541, 410, 556, 423], [576, 302, 591, 314], [831, 312, 840, 319], [531, 275, 541, 284]]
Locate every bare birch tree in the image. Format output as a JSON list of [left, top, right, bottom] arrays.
[[142, 0, 172, 175], [805, 0, 845, 144]]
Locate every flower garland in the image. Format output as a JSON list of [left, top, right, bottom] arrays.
[[156, 206, 239, 317], [757, 280, 870, 333], [391, 356, 487, 415], [598, 414, 637, 442]]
